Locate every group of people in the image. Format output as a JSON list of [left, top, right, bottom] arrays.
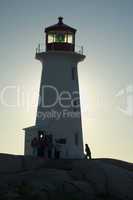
[[31, 136, 62, 159], [31, 135, 92, 160]]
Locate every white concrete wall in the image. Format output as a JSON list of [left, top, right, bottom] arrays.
[[25, 51, 85, 158]]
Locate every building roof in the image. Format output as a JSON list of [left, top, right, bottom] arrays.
[[45, 17, 77, 33]]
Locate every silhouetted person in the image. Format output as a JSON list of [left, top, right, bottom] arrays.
[[47, 139, 53, 159], [85, 144, 92, 159], [38, 137, 46, 157], [31, 137, 38, 156], [54, 141, 61, 159]]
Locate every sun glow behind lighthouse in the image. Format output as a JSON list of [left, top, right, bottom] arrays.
[[0, 0, 133, 162]]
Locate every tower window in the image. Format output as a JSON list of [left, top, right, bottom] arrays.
[[72, 67, 77, 80], [38, 131, 44, 139], [73, 99, 79, 112], [74, 100, 78, 106]]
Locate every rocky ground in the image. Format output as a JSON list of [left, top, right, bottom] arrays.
[[0, 154, 133, 200]]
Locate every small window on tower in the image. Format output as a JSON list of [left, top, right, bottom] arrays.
[[73, 99, 79, 111], [72, 67, 77, 80], [38, 131, 44, 139]]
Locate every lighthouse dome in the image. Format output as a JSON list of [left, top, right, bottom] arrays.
[[45, 17, 76, 52]]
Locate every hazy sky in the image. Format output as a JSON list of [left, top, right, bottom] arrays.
[[0, 0, 133, 162]]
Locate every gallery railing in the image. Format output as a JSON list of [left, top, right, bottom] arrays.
[[36, 43, 84, 55]]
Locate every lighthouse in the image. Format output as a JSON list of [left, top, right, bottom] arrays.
[[24, 17, 86, 159]]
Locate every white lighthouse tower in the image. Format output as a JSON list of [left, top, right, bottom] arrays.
[[24, 17, 85, 159]]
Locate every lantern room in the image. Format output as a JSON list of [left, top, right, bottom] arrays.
[[45, 17, 76, 52]]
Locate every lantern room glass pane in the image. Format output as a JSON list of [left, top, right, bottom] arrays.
[[55, 33, 65, 43], [68, 34, 73, 43], [64, 34, 67, 42], [48, 34, 54, 43]]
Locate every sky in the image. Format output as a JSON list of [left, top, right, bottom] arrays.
[[0, 0, 133, 162]]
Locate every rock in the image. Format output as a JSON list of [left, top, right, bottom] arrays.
[[0, 154, 132, 200]]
